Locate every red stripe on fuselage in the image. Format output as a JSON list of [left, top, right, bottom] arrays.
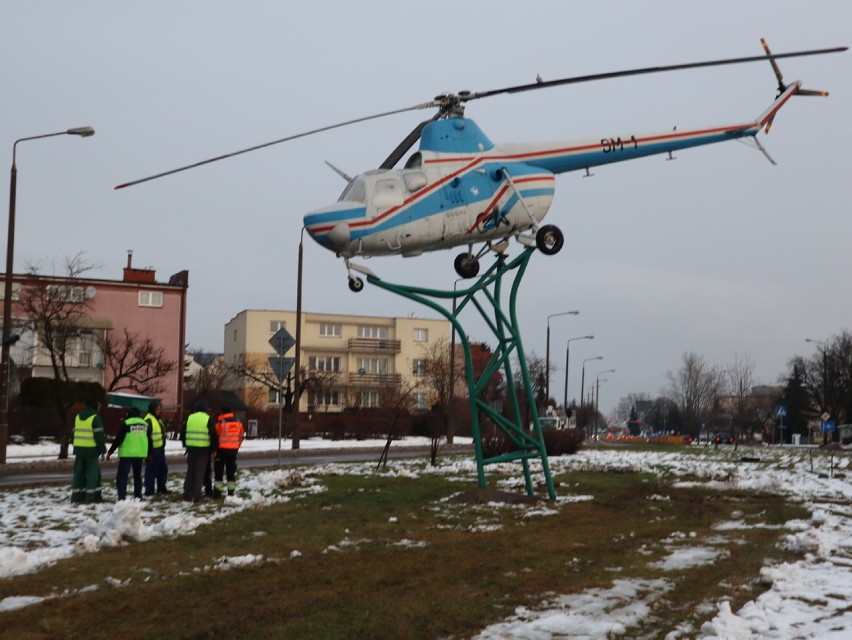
[[309, 157, 484, 235]]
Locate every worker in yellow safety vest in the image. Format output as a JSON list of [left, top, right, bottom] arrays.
[[213, 406, 245, 497], [71, 398, 107, 503], [107, 407, 152, 500], [144, 401, 170, 496], [180, 400, 218, 502]]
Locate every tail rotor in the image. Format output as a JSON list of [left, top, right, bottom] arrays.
[[760, 38, 830, 133]]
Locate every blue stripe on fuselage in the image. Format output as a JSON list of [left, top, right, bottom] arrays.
[[304, 204, 366, 228], [525, 129, 756, 174]]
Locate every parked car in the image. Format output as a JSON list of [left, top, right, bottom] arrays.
[[714, 431, 735, 445], [538, 416, 564, 429]]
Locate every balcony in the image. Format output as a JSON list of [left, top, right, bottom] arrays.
[[30, 351, 102, 369], [346, 371, 402, 387], [348, 337, 401, 354]]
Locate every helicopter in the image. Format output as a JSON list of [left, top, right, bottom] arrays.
[[116, 40, 846, 291]]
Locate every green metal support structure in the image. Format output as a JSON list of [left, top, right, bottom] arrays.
[[366, 247, 556, 500]]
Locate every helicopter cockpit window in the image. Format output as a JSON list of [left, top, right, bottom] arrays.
[[372, 178, 404, 208], [339, 178, 366, 203], [404, 152, 422, 169], [402, 170, 427, 193]]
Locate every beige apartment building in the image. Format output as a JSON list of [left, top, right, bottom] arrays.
[[223, 309, 450, 413]]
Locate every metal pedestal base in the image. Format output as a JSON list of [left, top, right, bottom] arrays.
[[367, 247, 556, 500]]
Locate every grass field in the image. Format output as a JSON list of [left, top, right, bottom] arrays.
[[0, 449, 809, 640]]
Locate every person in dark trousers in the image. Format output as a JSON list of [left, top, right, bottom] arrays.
[[143, 401, 170, 496], [181, 400, 218, 503], [107, 407, 152, 500], [213, 406, 245, 497], [71, 398, 107, 503]]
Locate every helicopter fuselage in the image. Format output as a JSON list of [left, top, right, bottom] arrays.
[[302, 80, 786, 261], [304, 118, 557, 259]]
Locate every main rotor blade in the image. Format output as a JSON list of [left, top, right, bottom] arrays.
[[115, 102, 437, 189], [379, 112, 443, 170], [464, 46, 848, 102]]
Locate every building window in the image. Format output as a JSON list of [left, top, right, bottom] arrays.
[[76, 332, 95, 367], [358, 325, 388, 339], [356, 357, 388, 375], [270, 320, 285, 333], [47, 285, 85, 303], [359, 391, 380, 408], [0, 283, 21, 301], [413, 328, 428, 342], [268, 388, 283, 405], [319, 323, 341, 337], [308, 356, 340, 372], [138, 290, 163, 308], [308, 389, 340, 408], [412, 359, 428, 376], [413, 392, 429, 410]]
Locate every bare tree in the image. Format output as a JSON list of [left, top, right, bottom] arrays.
[[99, 328, 176, 396], [724, 353, 757, 447], [418, 337, 452, 415], [666, 352, 723, 436], [184, 347, 228, 396], [18, 254, 98, 459], [227, 354, 337, 411], [377, 378, 418, 466], [227, 354, 286, 408]]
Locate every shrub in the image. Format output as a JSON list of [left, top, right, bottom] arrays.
[[480, 428, 585, 459], [541, 428, 585, 456]]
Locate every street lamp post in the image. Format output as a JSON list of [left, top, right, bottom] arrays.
[[291, 226, 307, 451], [448, 278, 466, 444], [0, 127, 95, 464], [563, 335, 593, 412], [594, 369, 616, 436], [580, 356, 603, 424], [545, 310, 578, 403]]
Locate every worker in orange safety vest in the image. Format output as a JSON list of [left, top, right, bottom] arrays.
[[213, 406, 245, 497]]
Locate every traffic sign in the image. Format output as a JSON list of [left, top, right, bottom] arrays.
[[268, 356, 294, 382], [821, 420, 836, 433], [775, 405, 787, 418], [269, 327, 295, 356]]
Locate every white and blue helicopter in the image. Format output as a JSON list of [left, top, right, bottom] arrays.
[[117, 40, 845, 291]]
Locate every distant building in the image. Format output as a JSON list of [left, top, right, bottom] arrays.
[[224, 309, 449, 412], [2, 252, 188, 412]]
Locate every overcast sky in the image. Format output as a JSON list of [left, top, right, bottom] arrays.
[[2, 1, 849, 416]]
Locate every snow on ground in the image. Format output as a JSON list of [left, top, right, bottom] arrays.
[[2, 440, 852, 638]]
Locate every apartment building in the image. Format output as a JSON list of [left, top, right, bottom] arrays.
[[2, 253, 188, 411], [223, 309, 450, 412]]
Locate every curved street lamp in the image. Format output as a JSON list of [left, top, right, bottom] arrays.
[[594, 369, 616, 436], [563, 335, 593, 411], [0, 127, 95, 464], [545, 310, 578, 401], [580, 356, 603, 409]]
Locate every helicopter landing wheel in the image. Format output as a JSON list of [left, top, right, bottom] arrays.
[[348, 276, 364, 292], [535, 224, 564, 255], [454, 252, 480, 278]]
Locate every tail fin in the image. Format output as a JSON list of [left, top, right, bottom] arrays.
[[760, 38, 831, 133], [757, 82, 800, 134]]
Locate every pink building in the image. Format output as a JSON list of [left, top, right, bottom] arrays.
[[2, 253, 188, 413]]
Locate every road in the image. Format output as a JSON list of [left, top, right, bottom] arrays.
[[0, 445, 467, 488]]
